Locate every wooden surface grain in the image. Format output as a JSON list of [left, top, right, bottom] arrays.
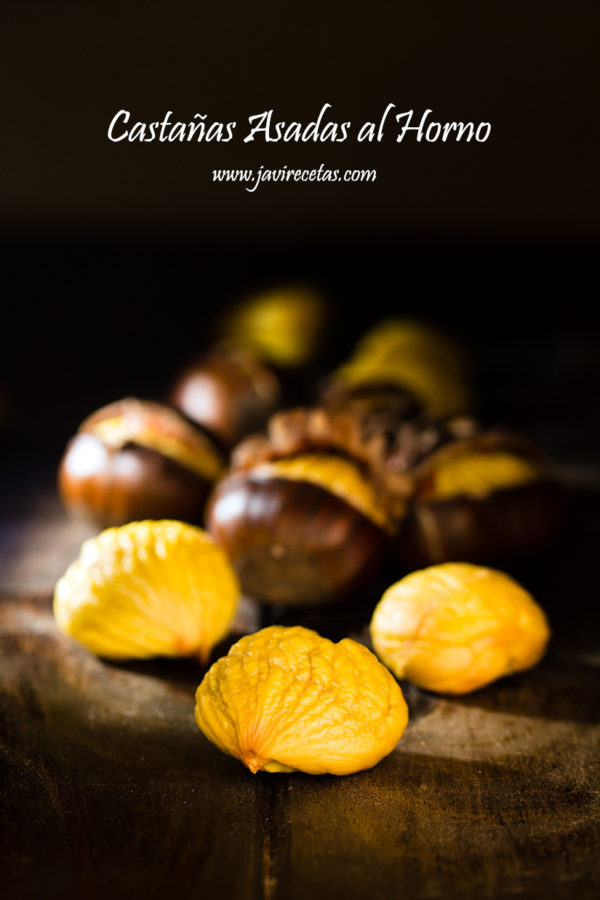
[[1, 477, 599, 899]]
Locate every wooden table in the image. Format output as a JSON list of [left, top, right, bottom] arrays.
[[1, 469, 599, 899]]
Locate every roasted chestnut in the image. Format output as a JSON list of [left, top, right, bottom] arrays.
[[59, 398, 224, 527], [393, 427, 563, 567], [170, 345, 282, 448], [206, 408, 412, 606], [328, 318, 472, 420], [218, 286, 328, 368], [320, 380, 424, 423]]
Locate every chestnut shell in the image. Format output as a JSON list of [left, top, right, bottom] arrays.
[[206, 472, 388, 606], [320, 380, 424, 422], [170, 351, 281, 448], [396, 479, 563, 568], [59, 432, 212, 527]]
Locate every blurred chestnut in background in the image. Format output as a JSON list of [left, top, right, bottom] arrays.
[[59, 398, 224, 527], [320, 381, 424, 423], [328, 318, 472, 420], [218, 286, 329, 369], [206, 408, 411, 606], [393, 427, 563, 568], [170, 345, 282, 449]]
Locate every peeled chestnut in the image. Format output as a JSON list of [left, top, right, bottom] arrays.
[[170, 345, 282, 448], [59, 398, 224, 527], [206, 408, 411, 606], [394, 428, 563, 567]]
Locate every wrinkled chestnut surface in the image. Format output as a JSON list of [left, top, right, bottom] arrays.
[[370, 563, 551, 694], [59, 398, 221, 527], [195, 625, 407, 774], [206, 472, 387, 605]]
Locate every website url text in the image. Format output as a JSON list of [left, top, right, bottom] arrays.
[[212, 164, 376, 193]]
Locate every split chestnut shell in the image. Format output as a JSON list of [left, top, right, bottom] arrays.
[[206, 469, 387, 606], [393, 431, 563, 568], [59, 398, 223, 527], [400, 479, 563, 568]]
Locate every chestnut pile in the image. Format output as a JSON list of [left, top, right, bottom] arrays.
[[58, 289, 562, 609]]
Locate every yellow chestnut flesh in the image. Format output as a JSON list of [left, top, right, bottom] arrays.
[[54, 520, 239, 663], [59, 398, 224, 527], [419, 451, 542, 501], [221, 288, 327, 367], [370, 562, 550, 694], [195, 625, 408, 775], [92, 415, 223, 481], [334, 319, 470, 419], [251, 454, 393, 530]]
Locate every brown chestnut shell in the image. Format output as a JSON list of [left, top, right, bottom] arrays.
[[320, 380, 424, 422], [206, 472, 388, 606], [59, 433, 214, 527], [58, 398, 223, 527], [396, 478, 563, 569], [170, 347, 282, 448]]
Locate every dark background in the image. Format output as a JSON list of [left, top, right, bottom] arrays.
[[1, 1, 598, 467]]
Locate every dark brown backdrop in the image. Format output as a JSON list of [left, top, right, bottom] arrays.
[[2, 1, 598, 237]]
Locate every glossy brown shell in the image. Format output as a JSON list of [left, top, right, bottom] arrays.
[[206, 472, 388, 606], [396, 478, 564, 568], [59, 433, 213, 527], [170, 350, 281, 448]]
